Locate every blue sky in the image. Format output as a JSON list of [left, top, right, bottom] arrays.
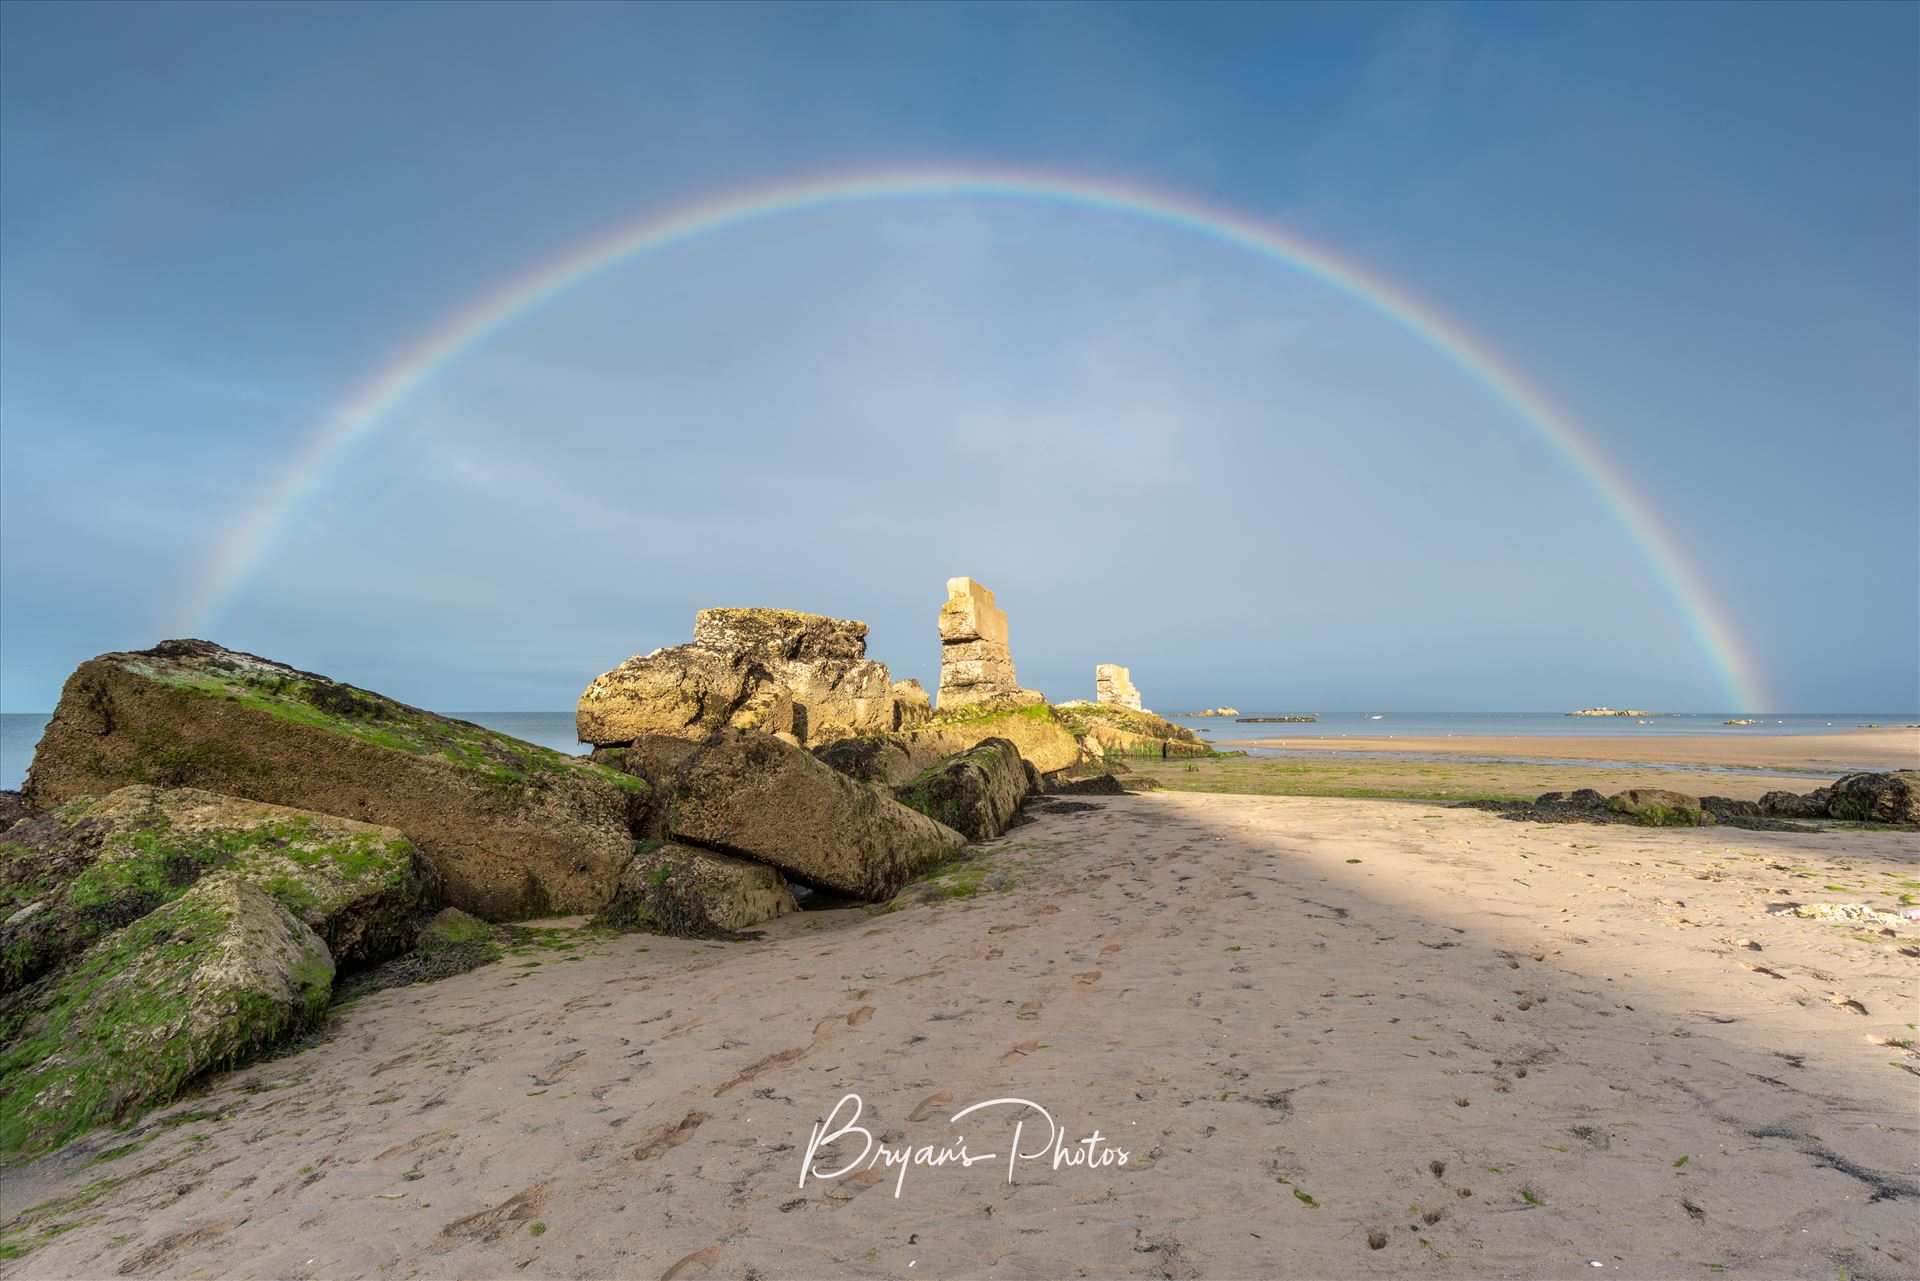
[[2, 0, 1914, 713]]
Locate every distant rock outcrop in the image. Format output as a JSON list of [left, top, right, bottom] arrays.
[[23, 640, 645, 920], [1095, 664, 1142, 711], [578, 607, 921, 749], [936, 578, 1043, 711]]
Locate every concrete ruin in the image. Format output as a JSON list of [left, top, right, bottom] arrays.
[[1095, 664, 1142, 711], [936, 577, 1043, 710]]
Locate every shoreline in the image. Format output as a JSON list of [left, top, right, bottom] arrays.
[[1231, 725, 1918, 773], [6, 791, 1914, 1277]]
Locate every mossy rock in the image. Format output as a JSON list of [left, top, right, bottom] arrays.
[[594, 841, 796, 938], [0, 877, 332, 1162], [893, 738, 1030, 842], [21, 641, 646, 919], [2, 786, 425, 992], [1606, 788, 1713, 827]]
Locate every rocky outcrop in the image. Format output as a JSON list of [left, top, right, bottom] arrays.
[[1, 785, 426, 992], [936, 578, 1043, 711], [598, 841, 798, 937], [893, 738, 1031, 842], [0, 876, 333, 1159], [816, 704, 1086, 788], [22, 641, 646, 920], [1760, 787, 1832, 819], [1605, 788, 1714, 826], [1825, 771, 1920, 824], [578, 608, 917, 749], [891, 679, 933, 728], [668, 728, 966, 901], [1095, 664, 1142, 711], [1053, 702, 1208, 760]]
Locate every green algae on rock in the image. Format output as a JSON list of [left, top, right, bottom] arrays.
[[0, 877, 332, 1162], [21, 641, 646, 919], [2, 786, 425, 992], [893, 737, 1031, 842]]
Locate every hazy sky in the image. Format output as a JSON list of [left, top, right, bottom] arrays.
[[2, 1, 1914, 713]]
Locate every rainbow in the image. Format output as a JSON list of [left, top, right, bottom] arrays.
[[175, 166, 1769, 711]]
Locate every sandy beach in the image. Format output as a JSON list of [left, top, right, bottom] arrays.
[[6, 789, 1916, 1279], [1235, 726, 1920, 774]]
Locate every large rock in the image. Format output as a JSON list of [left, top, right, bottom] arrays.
[[1824, 771, 1920, 824], [578, 608, 910, 749], [1759, 787, 1833, 819], [1605, 788, 1714, 827], [893, 738, 1031, 842], [0, 876, 333, 1159], [1095, 664, 1142, 711], [671, 729, 965, 900], [936, 578, 1044, 710], [21, 641, 647, 920], [816, 704, 1087, 788], [2, 785, 425, 992], [1053, 702, 1208, 759], [597, 841, 798, 937]]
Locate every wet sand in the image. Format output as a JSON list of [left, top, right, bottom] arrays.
[[1235, 726, 1920, 773], [6, 791, 1917, 1278]]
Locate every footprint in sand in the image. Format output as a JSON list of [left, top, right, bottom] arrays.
[[1000, 1040, 1042, 1064], [660, 1244, 721, 1279], [1017, 1001, 1043, 1021], [1077, 971, 1102, 986], [847, 1005, 875, 1027], [909, 1091, 953, 1122], [631, 1111, 710, 1162], [1100, 942, 1125, 955]]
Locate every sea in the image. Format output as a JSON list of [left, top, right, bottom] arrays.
[[2, 710, 1910, 793]]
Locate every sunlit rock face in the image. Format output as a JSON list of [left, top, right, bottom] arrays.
[[579, 607, 917, 749], [936, 578, 1043, 711], [1095, 663, 1142, 711]]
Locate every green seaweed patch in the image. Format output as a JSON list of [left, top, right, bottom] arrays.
[[120, 659, 647, 804], [0, 889, 329, 1163]]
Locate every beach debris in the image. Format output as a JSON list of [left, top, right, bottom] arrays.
[[937, 577, 1044, 711], [24, 639, 644, 920], [579, 607, 920, 749], [1767, 902, 1906, 929], [1095, 663, 1143, 711]]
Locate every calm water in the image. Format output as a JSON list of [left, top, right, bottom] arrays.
[[2, 710, 1910, 793]]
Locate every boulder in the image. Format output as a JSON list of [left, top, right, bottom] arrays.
[[1053, 702, 1208, 759], [578, 608, 900, 748], [597, 841, 798, 937], [1605, 788, 1714, 827], [1095, 664, 1142, 711], [0, 791, 28, 833], [1535, 789, 1607, 809], [0, 876, 333, 1159], [21, 640, 647, 920], [671, 729, 965, 900], [815, 703, 1087, 788], [1759, 787, 1832, 819], [893, 738, 1031, 842], [1824, 771, 1920, 824], [936, 579, 1044, 710], [2, 785, 426, 992], [1700, 795, 1763, 820]]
